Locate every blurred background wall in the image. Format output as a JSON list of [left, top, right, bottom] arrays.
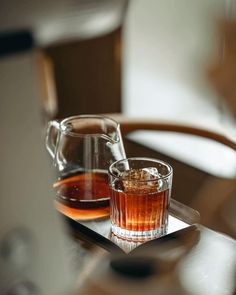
[[122, 0, 235, 128], [45, 0, 235, 131]]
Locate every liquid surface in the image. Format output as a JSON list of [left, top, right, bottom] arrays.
[[54, 171, 110, 220]]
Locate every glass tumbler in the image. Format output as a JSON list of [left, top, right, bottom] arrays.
[[109, 157, 173, 241]]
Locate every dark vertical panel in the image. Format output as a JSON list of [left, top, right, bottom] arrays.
[[45, 27, 122, 118]]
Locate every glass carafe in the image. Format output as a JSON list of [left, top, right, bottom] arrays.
[[46, 115, 126, 220]]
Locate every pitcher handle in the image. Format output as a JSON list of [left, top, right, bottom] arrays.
[[45, 120, 60, 159]]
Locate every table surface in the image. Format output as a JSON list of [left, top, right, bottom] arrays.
[[64, 137, 236, 295], [66, 217, 236, 295]]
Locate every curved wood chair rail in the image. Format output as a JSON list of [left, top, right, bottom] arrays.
[[116, 118, 236, 151]]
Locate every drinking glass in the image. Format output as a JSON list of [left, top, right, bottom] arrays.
[[109, 157, 173, 240]]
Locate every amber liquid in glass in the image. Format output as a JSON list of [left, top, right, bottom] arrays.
[[54, 171, 110, 220], [110, 187, 169, 232]]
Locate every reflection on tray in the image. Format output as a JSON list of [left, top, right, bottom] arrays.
[[109, 216, 190, 253]]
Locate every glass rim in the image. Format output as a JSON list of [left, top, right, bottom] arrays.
[[108, 157, 173, 181], [59, 114, 120, 140]]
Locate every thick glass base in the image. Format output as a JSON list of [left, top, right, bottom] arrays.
[[111, 223, 168, 241]]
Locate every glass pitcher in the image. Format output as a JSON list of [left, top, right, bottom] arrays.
[[46, 115, 126, 220]]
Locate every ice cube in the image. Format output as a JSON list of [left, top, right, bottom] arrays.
[[142, 167, 160, 180], [122, 167, 160, 181], [121, 168, 162, 193]]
